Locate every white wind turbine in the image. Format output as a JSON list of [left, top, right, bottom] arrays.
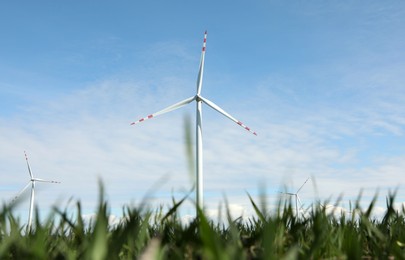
[[131, 31, 257, 215], [280, 178, 310, 217], [13, 151, 60, 232]]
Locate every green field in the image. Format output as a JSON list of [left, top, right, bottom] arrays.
[[1, 187, 405, 260]]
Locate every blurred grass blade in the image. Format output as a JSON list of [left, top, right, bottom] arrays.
[[247, 192, 266, 223]]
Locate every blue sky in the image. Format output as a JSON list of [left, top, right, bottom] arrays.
[[1, 1, 405, 221]]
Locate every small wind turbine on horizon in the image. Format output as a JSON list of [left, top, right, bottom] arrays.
[[130, 31, 257, 215], [13, 151, 60, 232], [280, 177, 310, 217]]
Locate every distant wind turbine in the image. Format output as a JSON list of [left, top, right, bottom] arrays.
[[280, 177, 310, 217], [131, 31, 257, 215], [13, 151, 60, 232]]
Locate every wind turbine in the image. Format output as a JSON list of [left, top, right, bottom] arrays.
[[131, 31, 257, 215], [280, 178, 310, 217], [13, 151, 60, 232]]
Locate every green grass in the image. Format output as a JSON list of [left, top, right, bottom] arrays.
[[1, 186, 405, 259]]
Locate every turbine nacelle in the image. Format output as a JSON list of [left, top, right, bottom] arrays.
[[195, 94, 202, 102]]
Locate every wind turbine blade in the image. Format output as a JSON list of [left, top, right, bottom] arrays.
[[196, 31, 207, 95], [33, 178, 61, 184], [280, 192, 295, 196], [12, 181, 31, 202], [199, 96, 257, 136], [297, 195, 303, 208], [24, 151, 34, 179], [130, 96, 195, 125], [296, 177, 310, 194]]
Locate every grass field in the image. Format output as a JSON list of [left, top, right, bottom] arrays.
[[1, 186, 405, 259]]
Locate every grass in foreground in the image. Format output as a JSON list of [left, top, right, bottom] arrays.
[[1, 188, 405, 259]]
